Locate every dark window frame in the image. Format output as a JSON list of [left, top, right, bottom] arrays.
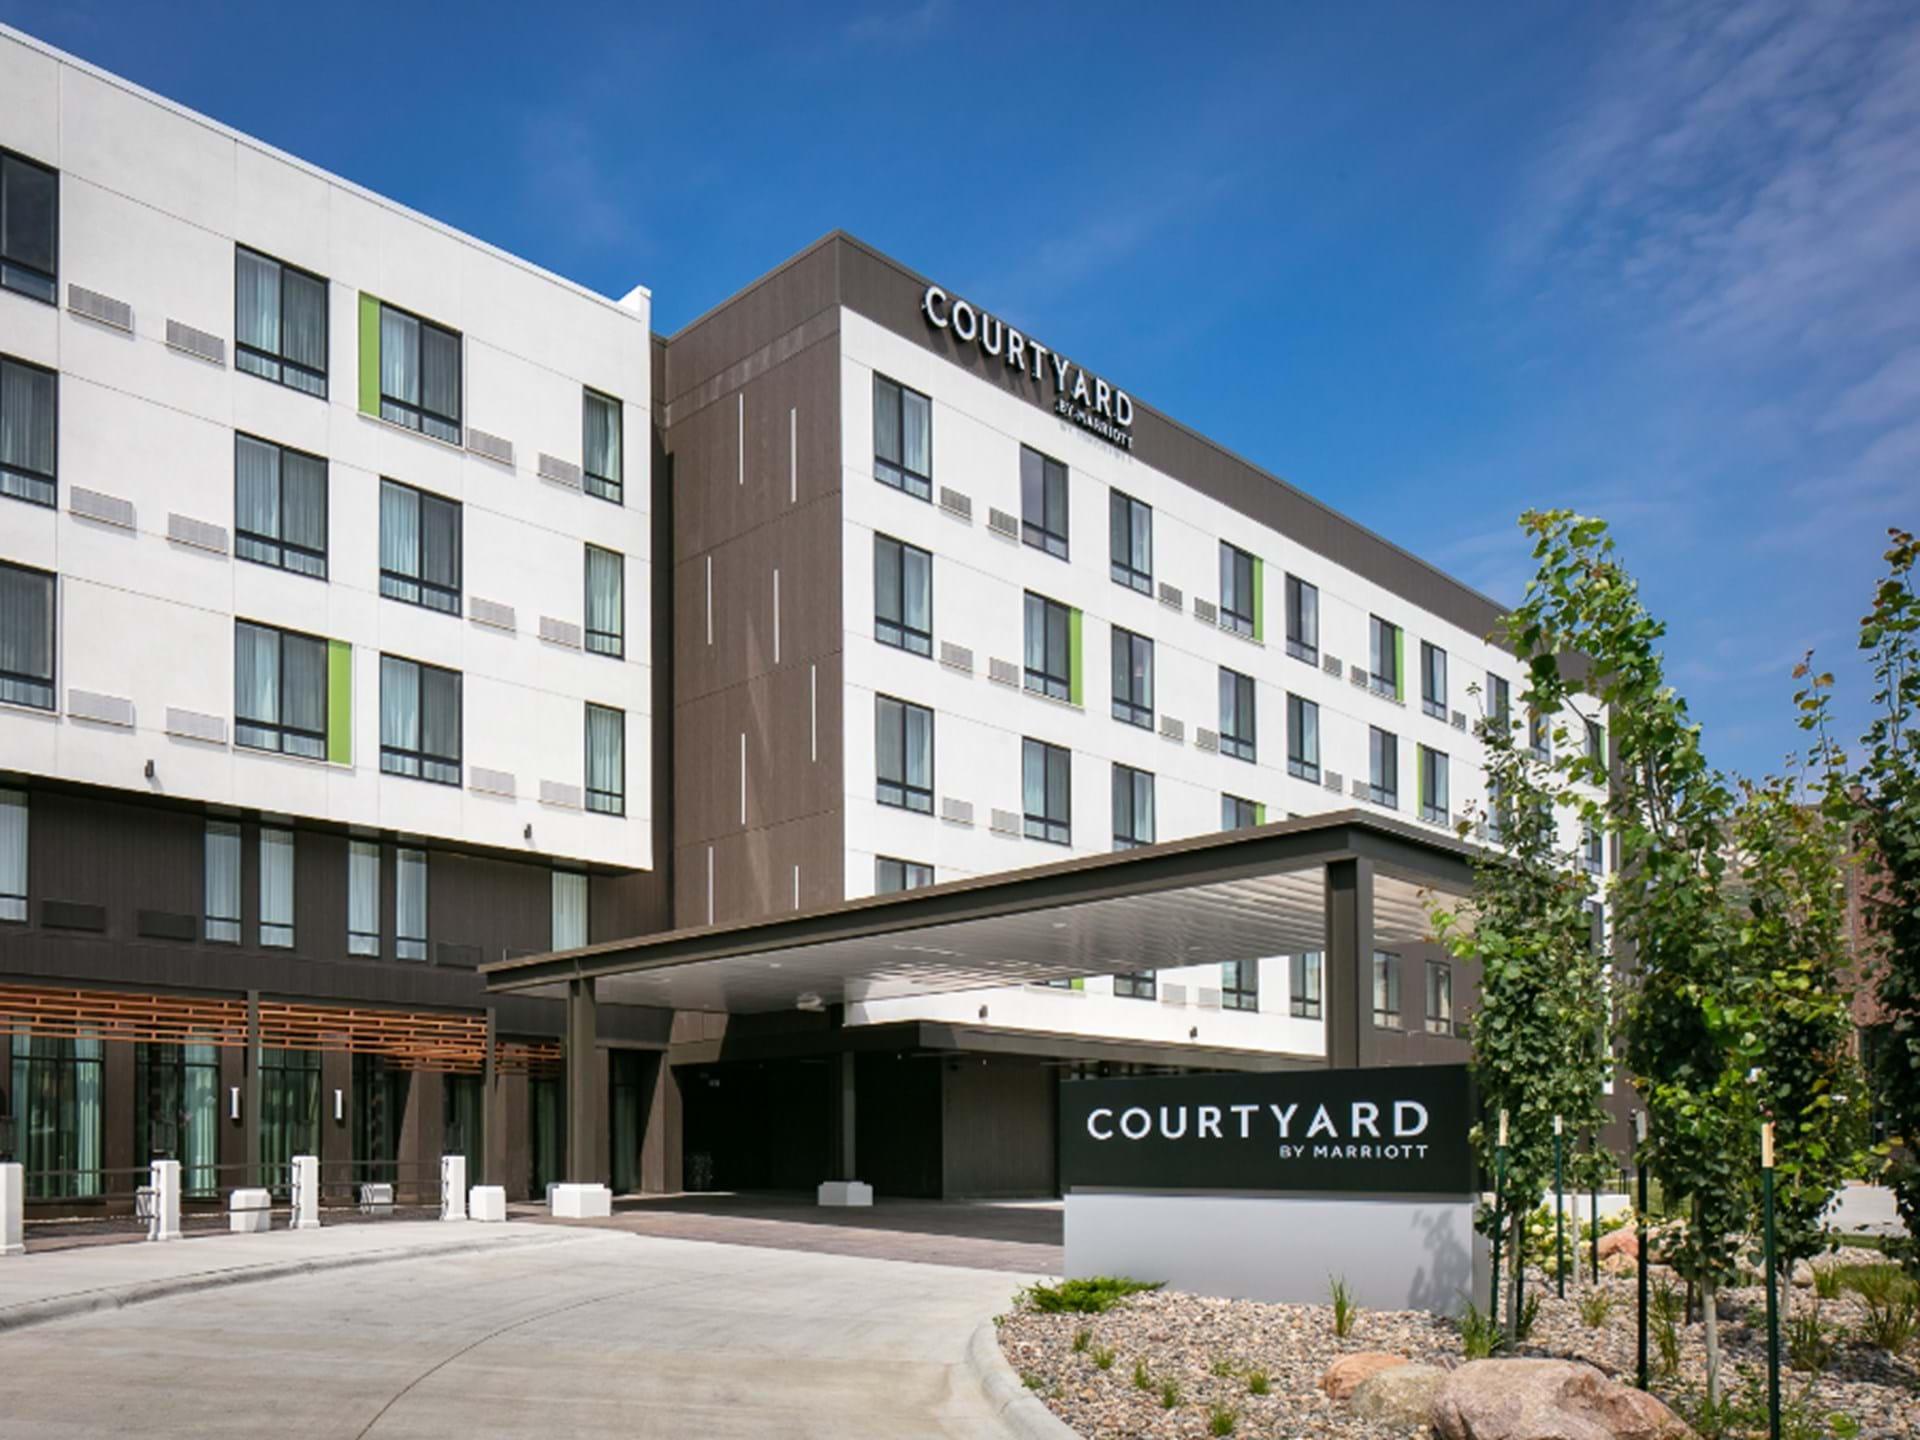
[[377, 299, 462, 443], [1369, 615, 1401, 694], [1219, 666, 1256, 762], [1024, 591, 1073, 701], [1110, 625, 1153, 728], [1219, 541, 1256, 636], [1113, 970, 1156, 1001], [0, 351, 57, 508], [1421, 641, 1448, 720], [1372, 949, 1403, 1029], [1290, 952, 1323, 1019], [1584, 823, 1605, 875], [1369, 725, 1399, 809], [876, 856, 934, 894], [1284, 573, 1318, 664], [1020, 445, 1069, 559], [873, 373, 932, 501], [874, 533, 933, 658], [234, 619, 327, 759], [233, 245, 329, 398], [1221, 793, 1260, 831], [1112, 762, 1154, 850], [585, 544, 624, 659], [379, 653, 463, 787], [1022, 736, 1071, 845], [586, 702, 627, 816], [379, 477, 462, 616], [1425, 959, 1453, 1035], [0, 147, 58, 306], [1286, 692, 1319, 783], [1108, 489, 1152, 593], [583, 387, 623, 504], [876, 694, 934, 814], [233, 432, 328, 580], [1222, 959, 1258, 1012], [1420, 745, 1449, 824], [0, 558, 55, 711]]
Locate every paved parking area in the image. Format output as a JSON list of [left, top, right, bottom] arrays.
[[0, 1223, 1041, 1438]]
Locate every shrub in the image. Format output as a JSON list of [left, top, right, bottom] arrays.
[[1786, 1304, 1836, 1375], [1208, 1404, 1238, 1435], [1246, 1371, 1270, 1396], [1093, 1346, 1116, 1371], [1018, 1276, 1163, 1315], [1577, 1288, 1614, 1328], [1020, 1371, 1044, 1391], [1330, 1275, 1358, 1337], [1859, 1293, 1918, 1354], [1456, 1300, 1503, 1360], [1071, 1328, 1090, 1353], [1838, 1263, 1916, 1307], [1132, 1359, 1153, 1391], [1811, 1265, 1843, 1300], [1516, 1292, 1542, 1342], [1652, 1280, 1683, 1380], [1159, 1378, 1181, 1410], [1209, 1355, 1234, 1377]]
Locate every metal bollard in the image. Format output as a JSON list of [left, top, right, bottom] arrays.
[[440, 1155, 467, 1221], [148, 1158, 182, 1242], [0, 1162, 22, 1257], [290, 1155, 320, 1230]]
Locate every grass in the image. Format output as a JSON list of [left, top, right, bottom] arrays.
[[1209, 1355, 1235, 1377], [1786, 1304, 1836, 1375], [1835, 1263, 1917, 1306], [1577, 1288, 1614, 1328], [1208, 1404, 1238, 1435], [1456, 1299, 1503, 1360], [1652, 1279, 1684, 1380], [1811, 1266, 1844, 1300], [1018, 1276, 1163, 1315], [1071, 1329, 1090, 1354], [1159, 1378, 1182, 1410], [1516, 1292, 1542, 1342], [1093, 1346, 1116, 1371], [1859, 1294, 1918, 1354], [1246, 1371, 1270, 1396], [1132, 1359, 1153, 1392], [1330, 1274, 1358, 1338]]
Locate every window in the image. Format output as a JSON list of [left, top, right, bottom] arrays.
[[1221, 793, 1261, 831], [1023, 737, 1071, 844], [234, 434, 327, 579], [1529, 709, 1552, 760], [1426, 960, 1453, 1035], [234, 247, 327, 397], [1220, 542, 1257, 636], [1585, 718, 1604, 763], [1420, 746, 1449, 824], [235, 621, 327, 759], [377, 301, 461, 443], [1488, 674, 1511, 731], [10, 1035, 102, 1199], [0, 560, 55, 709], [1369, 616, 1401, 696], [1584, 823, 1605, 875], [874, 534, 932, 657], [396, 848, 427, 960], [379, 655, 462, 786], [1113, 970, 1156, 1000], [553, 871, 588, 949], [1024, 592, 1073, 701], [1222, 959, 1258, 1011], [1112, 764, 1154, 850], [1369, 726, 1399, 809], [1286, 693, 1320, 783], [1421, 642, 1447, 720], [1219, 667, 1256, 761], [348, 840, 379, 956], [586, 703, 626, 815], [0, 789, 25, 922], [379, 478, 461, 614], [0, 149, 57, 304], [1021, 446, 1068, 558], [1372, 950, 1402, 1028], [260, 827, 294, 948], [873, 373, 931, 500], [875, 695, 933, 814], [876, 857, 934, 894], [1111, 627, 1153, 728], [585, 545, 624, 658], [1109, 490, 1152, 592], [204, 821, 240, 943], [583, 388, 622, 503], [1, 353, 57, 507], [1290, 953, 1323, 1019], [1284, 574, 1318, 663]]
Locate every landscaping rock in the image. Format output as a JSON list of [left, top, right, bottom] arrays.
[[1596, 1230, 1638, 1262], [1431, 1358, 1692, 1440], [1349, 1362, 1447, 1426], [1320, 1350, 1411, 1401]]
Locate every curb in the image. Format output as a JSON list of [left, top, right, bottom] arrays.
[[966, 1320, 1086, 1440], [0, 1229, 578, 1335]]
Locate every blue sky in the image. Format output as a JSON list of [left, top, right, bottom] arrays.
[[7, 0, 1914, 782]]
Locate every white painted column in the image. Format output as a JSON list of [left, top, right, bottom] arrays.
[[149, 1158, 182, 1242], [440, 1155, 467, 1221], [290, 1154, 320, 1230], [0, 1161, 23, 1257]]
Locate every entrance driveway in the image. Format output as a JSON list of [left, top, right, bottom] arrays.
[[0, 1224, 1044, 1438]]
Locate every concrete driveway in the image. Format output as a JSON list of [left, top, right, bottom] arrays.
[[0, 1226, 1040, 1438]]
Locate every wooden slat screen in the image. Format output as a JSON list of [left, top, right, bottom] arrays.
[[257, 1002, 488, 1072], [0, 985, 248, 1047]]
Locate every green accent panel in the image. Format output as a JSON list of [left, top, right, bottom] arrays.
[[1068, 608, 1084, 707], [1394, 626, 1406, 700], [1251, 557, 1265, 642], [327, 640, 352, 765], [1070, 977, 1085, 991], [1254, 802, 1267, 825], [357, 293, 380, 416]]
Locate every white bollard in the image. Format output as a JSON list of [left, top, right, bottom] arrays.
[[440, 1155, 467, 1221], [229, 1187, 272, 1233], [0, 1161, 22, 1257], [149, 1158, 182, 1242], [469, 1185, 507, 1222], [290, 1155, 319, 1230]]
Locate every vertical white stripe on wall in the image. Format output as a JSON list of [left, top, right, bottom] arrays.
[[737, 394, 744, 486], [705, 555, 713, 645], [773, 568, 781, 665], [789, 407, 797, 504], [792, 864, 800, 910], [707, 846, 715, 926], [739, 732, 747, 825], [810, 663, 817, 762]]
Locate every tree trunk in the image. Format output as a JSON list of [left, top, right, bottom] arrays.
[[1702, 1277, 1722, 1408]]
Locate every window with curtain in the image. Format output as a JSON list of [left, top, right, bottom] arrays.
[[0, 560, 55, 709], [0, 149, 57, 305], [234, 434, 327, 578], [204, 821, 240, 943], [260, 1047, 320, 1184], [1024, 592, 1072, 700], [1020, 446, 1068, 559], [1, 353, 57, 507], [552, 870, 589, 949], [135, 1042, 219, 1198], [234, 620, 327, 759], [1113, 970, 1155, 1000], [1372, 950, 1402, 1028], [378, 301, 461, 442], [1369, 726, 1399, 809], [234, 247, 327, 397], [584, 389, 622, 503], [1287, 693, 1320, 783], [1111, 763, 1154, 850], [1219, 668, 1256, 761], [1488, 673, 1511, 731], [444, 1072, 483, 1190], [1111, 627, 1152, 728], [586, 703, 625, 815], [585, 545, 624, 658], [1284, 573, 1318, 663], [875, 694, 933, 814], [873, 373, 931, 500], [875, 857, 933, 894], [1108, 490, 1152, 593], [396, 848, 427, 960], [379, 478, 461, 614], [1529, 708, 1552, 759], [1222, 959, 1259, 1011], [12, 1033, 103, 1198], [1421, 746, 1450, 824], [1584, 823, 1605, 875], [347, 840, 379, 955], [0, 789, 25, 922], [380, 654, 462, 785], [874, 534, 932, 657], [1221, 793, 1260, 831], [260, 827, 294, 948], [1022, 737, 1070, 845], [1585, 718, 1605, 762], [1426, 959, 1453, 1035], [1369, 616, 1400, 694], [1219, 542, 1257, 637], [1290, 953, 1323, 1018], [1421, 641, 1448, 720]]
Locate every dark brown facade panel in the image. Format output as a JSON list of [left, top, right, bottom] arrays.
[[671, 806, 848, 931], [941, 1053, 1057, 1198], [663, 238, 844, 407], [672, 659, 845, 852]]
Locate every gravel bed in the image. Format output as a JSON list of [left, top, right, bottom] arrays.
[[998, 1260, 1918, 1438]]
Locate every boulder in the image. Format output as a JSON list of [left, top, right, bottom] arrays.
[[1431, 1359, 1693, 1440], [1321, 1352, 1411, 1402], [1596, 1230, 1638, 1262], [1601, 1252, 1636, 1278], [1349, 1363, 1447, 1426]]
